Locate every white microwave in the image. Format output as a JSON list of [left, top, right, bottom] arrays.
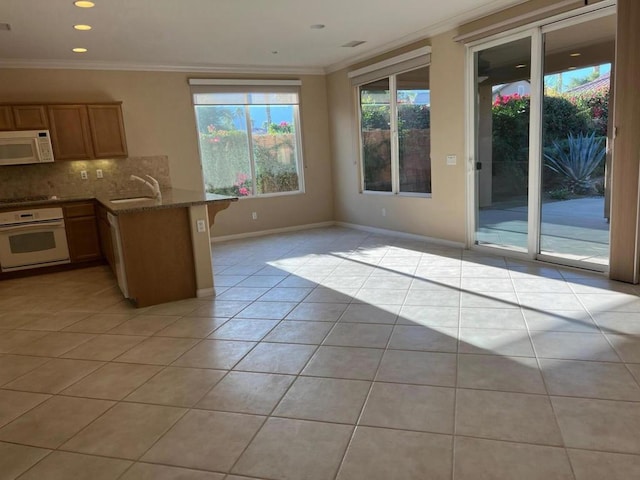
[[0, 130, 55, 166]]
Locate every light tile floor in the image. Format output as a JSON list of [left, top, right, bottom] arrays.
[[1, 226, 640, 479]]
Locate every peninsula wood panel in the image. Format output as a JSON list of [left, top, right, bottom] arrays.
[[609, 0, 640, 283], [118, 207, 196, 307]]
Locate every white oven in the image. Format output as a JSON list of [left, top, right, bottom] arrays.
[[0, 207, 70, 272]]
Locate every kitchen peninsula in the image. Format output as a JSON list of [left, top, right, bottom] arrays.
[[0, 189, 237, 307]]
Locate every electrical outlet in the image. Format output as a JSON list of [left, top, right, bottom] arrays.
[[252, 212, 258, 220], [382, 208, 386, 217], [96, 169, 103, 179], [196, 219, 206, 233], [80, 170, 88, 180], [446, 155, 457, 166]]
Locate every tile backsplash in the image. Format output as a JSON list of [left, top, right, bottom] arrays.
[[0, 155, 171, 199]]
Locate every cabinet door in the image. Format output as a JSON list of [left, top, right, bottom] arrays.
[[0, 106, 14, 130], [13, 105, 48, 130], [65, 216, 102, 263], [48, 105, 94, 160], [87, 104, 128, 158]]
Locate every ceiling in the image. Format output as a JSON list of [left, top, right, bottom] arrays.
[[0, 0, 524, 73]]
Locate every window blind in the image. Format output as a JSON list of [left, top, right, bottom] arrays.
[[188, 79, 301, 98], [348, 47, 431, 86]]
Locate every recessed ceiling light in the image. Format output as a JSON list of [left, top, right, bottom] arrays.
[[72, 47, 88, 53], [310, 24, 325, 29], [74, 1, 95, 8], [341, 40, 366, 48], [569, 52, 581, 57], [515, 64, 527, 69], [73, 24, 92, 31]]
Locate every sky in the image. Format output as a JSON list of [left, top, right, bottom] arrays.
[[544, 63, 611, 92]]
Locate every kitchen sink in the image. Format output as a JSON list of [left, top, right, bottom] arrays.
[[110, 196, 155, 204]]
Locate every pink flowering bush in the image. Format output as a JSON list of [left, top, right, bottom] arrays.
[[267, 121, 293, 134]]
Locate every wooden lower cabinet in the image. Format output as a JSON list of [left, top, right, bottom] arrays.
[[63, 202, 101, 263]]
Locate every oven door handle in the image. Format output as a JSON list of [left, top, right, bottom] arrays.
[[0, 220, 65, 232]]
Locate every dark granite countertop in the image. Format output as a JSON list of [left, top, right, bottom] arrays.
[[0, 189, 238, 213]]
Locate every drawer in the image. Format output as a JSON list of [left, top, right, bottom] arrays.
[[64, 202, 95, 218]]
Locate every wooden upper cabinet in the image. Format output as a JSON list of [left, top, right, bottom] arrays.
[[0, 106, 15, 130], [48, 105, 94, 160], [87, 104, 128, 158], [13, 105, 48, 130], [1, 102, 128, 160]]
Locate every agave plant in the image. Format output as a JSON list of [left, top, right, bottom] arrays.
[[544, 132, 606, 194]]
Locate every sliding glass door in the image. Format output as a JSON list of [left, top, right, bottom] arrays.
[[469, 7, 615, 270], [473, 35, 533, 253], [539, 14, 614, 266]]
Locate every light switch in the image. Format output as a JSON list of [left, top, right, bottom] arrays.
[[196, 219, 206, 233], [446, 155, 457, 166]]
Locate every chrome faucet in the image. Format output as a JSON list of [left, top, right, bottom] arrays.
[[130, 174, 162, 200]]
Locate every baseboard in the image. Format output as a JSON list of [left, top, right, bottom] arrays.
[[196, 287, 215, 298], [210, 221, 336, 243], [335, 221, 466, 249]]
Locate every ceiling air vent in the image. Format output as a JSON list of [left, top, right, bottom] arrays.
[[0, 23, 11, 31], [341, 40, 366, 48]]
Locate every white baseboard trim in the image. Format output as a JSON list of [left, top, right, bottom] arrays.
[[196, 287, 215, 298], [210, 221, 336, 243], [335, 221, 466, 249]]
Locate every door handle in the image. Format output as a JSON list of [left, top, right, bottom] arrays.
[[0, 220, 64, 232]]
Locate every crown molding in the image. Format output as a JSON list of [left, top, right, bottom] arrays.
[[347, 46, 431, 79], [0, 0, 527, 77], [0, 58, 326, 75], [324, 0, 528, 74]]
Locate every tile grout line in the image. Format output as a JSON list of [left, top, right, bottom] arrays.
[[508, 261, 578, 480], [331, 245, 411, 480], [212, 247, 352, 477], [451, 247, 464, 480]]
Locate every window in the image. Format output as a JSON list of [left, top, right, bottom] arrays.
[[192, 83, 304, 197], [357, 64, 431, 195]]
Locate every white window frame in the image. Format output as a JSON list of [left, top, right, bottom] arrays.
[[189, 79, 305, 199], [350, 48, 432, 197]]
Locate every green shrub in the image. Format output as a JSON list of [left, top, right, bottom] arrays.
[[491, 94, 593, 196], [542, 96, 591, 143], [547, 187, 571, 200], [544, 132, 606, 194], [569, 88, 610, 137]]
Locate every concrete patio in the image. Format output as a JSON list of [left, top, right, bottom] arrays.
[[478, 197, 609, 265]]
